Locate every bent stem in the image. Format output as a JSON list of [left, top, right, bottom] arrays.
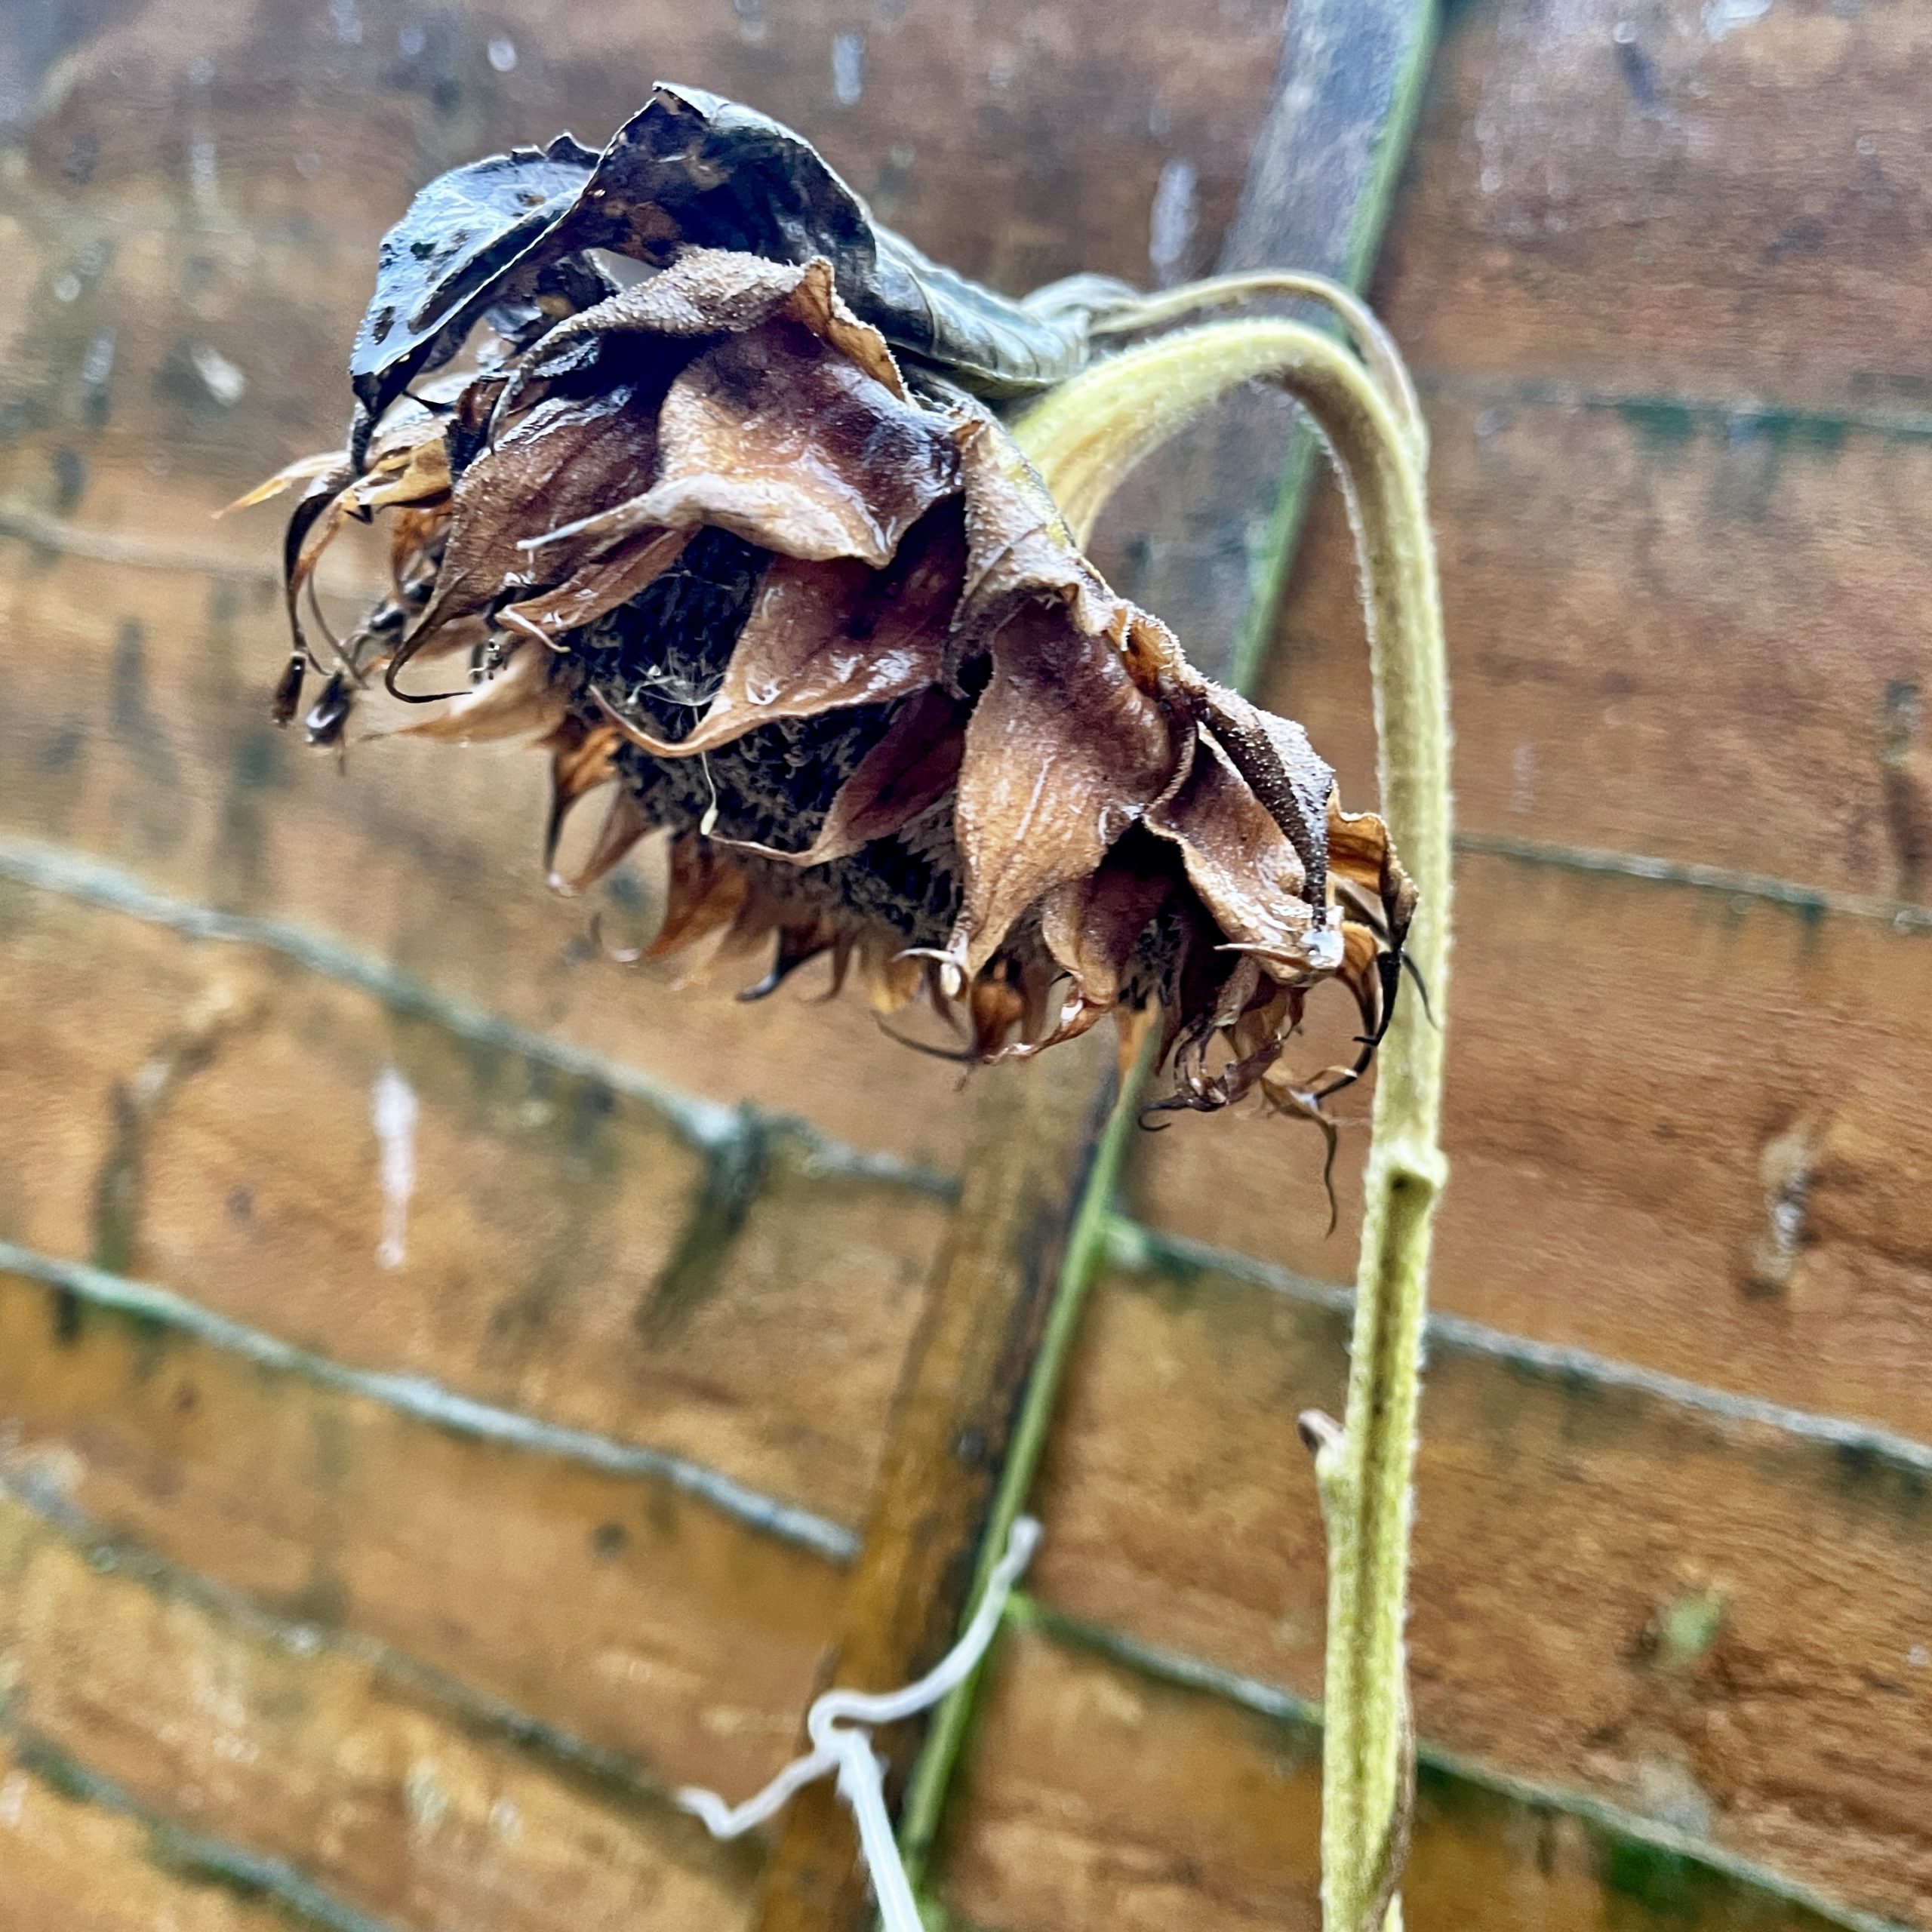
[[1016, 315, 1451, 1932]]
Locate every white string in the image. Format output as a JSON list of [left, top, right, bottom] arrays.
[[676, 1516, 1042, 1932]]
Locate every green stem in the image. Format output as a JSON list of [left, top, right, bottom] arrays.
[[1016, 319, 1453, 1932]]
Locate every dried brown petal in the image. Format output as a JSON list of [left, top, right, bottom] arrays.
[[395, 643, 569, 744], [586, 507, 962, 758], [512, 251, 905, 407], [223, 449, 346, 514], [548, 306, 957, 567], [497, 527, 691, 648], [700, 685, 970, 867], [1147, 736, 1324, 967], [951, 601, 1180, 976], [400, 384, 663, 672]]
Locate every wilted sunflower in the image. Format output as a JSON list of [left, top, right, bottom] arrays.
[[247, 84, 1414, 1124]]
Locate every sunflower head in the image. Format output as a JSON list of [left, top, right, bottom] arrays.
[[248, 85, 1414, 1131]]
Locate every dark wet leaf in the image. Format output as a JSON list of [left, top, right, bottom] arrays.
[[347, 85, 1129, 441], [351, 134, 599, 426]]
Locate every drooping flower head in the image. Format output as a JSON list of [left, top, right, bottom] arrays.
[[250, 84, 1414, 1128]]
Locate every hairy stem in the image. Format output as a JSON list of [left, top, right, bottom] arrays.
[[1017, 317, 1452, 1932]]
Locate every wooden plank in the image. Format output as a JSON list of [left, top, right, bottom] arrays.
[[938, 1620, 1878, 1932], [0, 1737, 334, 1932], [0, 880, 949, 1522], [0, 1257, 846, 1801], [1372, 0, 1932, 414], [1131, 848, 1932, 1443], [0, 548, 977, 1168], [1, 0, 1289, 524], [0, 1484, 755, 1932], [1259, 396, 1932, 902], [749, 1036, 1118, 1932], [1023, 1247, 1932, 1922]]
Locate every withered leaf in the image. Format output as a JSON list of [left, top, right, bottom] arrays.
[[566, 85, 1121, 395], [352, 134, 601, 425], [346, 84, 1128, 439]]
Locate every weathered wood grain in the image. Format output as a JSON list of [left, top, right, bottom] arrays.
[[0, 1484, 755, 1932], [0, 547, 977, 1168], [0, 1258, 846, 1800], [752, 1035, 1118, 1932], [938, 1620, 1877, 1932], [1257, 397, 1932, 903], [1373, 0, 1932, 414], [1026, 1252, 1932, 1922], [0, 0, 1287, 527], [1132, 848, 1932, 1444], [0, 880, 947, 1523], [0, 1738, 323, 1932]]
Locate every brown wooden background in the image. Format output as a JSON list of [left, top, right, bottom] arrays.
[[2, 1, 1930, 1927]]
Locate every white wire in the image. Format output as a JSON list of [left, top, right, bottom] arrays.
[[675, 1515, 1043, 1932]]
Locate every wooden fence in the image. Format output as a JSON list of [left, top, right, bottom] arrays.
[[1, 1, 1928, 1928]]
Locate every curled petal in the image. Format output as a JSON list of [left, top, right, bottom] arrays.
[[968, 974, 1029, 1058], [552, 305, 957, 568], [395, 644, 569, 744], [403, 384, 663, 663], [696, 685, 969, 867], [281, 460, 360, 672], [497, 527, 691, 648], [352, 431, 452, 510], [1189, 681, 1334, 912], [952, 604, 1180, 975], [589, 506, 961, 758], [1037, 829, 1178, 1029], [542, 721, 624, 875], [1328, 797, 1417, 948], [740, 919, 841, 1002], [1147, 736, 1328, 969], [554, 786, 657, 897], [645, 838, 752, 963], [952, 405, 1116, 641]]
